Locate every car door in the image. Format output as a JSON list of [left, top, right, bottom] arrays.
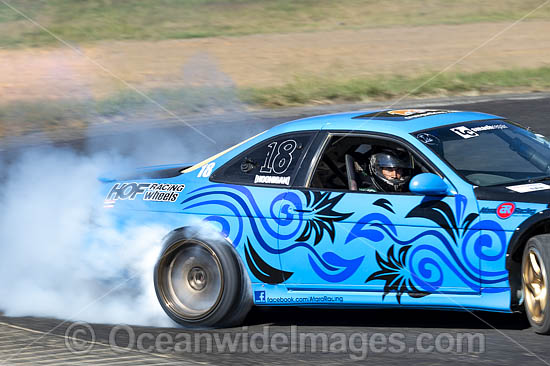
[[278, 132, 482, 302]]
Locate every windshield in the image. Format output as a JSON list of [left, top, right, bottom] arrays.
[[414, 120, 550, 187]]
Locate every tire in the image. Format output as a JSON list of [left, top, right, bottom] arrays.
[[522, 234, 550, 334], [154, 229, 251, 328]]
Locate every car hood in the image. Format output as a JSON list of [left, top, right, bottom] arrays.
[[475, 184, 550, 205]]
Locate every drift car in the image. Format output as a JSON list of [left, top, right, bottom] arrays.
[[102, 109, 550, 333]]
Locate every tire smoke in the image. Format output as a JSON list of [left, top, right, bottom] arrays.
[[0, 52, 272, 326], [0, 148, 176, 325]]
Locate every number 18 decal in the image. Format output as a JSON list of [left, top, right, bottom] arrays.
[[197, 162, 216, 178], [260, 139, 297, 174]]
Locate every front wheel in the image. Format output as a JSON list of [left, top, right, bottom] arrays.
[[154, 230, 251, 328], [522, 235, 550, 334]]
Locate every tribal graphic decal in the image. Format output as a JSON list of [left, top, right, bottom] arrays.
[[182, 184, 363, 283], [356, 195, 509, 300], [245, 238, 293, 284], [182, 185, 509, 301], [373, 198, 395, 214], [405, 195, 478, 244], [296, 191, 352, 245], [366, 245, 429, 303]]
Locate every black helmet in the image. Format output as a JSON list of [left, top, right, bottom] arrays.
[[368, 150, 412, 192]]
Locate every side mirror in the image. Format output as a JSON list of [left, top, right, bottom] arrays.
[[409, 173, 450, 196]]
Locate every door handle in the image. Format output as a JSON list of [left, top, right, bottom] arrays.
[[287, 207, 314, 215]]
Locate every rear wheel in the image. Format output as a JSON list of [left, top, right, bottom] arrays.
[[154, 230, 251, 328], [522, 235, 550, 334]]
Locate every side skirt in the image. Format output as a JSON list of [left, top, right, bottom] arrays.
[[251, 284, 512, 312]]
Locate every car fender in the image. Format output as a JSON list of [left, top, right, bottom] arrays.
[[506, 208, 550, 270]]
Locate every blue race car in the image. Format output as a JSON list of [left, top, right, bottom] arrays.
[[103, 109, 550, 333]]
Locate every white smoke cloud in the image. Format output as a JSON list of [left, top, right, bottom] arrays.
[[0, 147, 175, 326], [0, 114, 271, 327], [0, 51, 271, 326]]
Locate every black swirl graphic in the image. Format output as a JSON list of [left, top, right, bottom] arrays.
[[373, 198, 395, 214], [245, 238, 294, 284], [366, 245, 429, 304], [296, 191, 352, 245]]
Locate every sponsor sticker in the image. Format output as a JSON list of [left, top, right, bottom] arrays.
[[470, 124, 508, 132], [354, 109, 454, 120], [254, 290, 266, 303], [416, 133, 441, 145], [105, 182, 185, 202], [450, 126, 479, 139], [253, 291, 344, 304], [506, 183, 550, 193], [450, 124, 508, 139], [480, 206, 536, 217], [386, 109, 452, 119], [254, 175, 291, 185], [496, 202, 515, 219]]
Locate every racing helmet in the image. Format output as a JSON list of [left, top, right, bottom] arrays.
[[368, 150, 412, 192]]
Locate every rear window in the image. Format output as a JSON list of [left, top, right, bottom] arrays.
[[210, 132, 315, 187]]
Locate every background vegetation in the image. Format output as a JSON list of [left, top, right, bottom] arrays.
[[1, 0, 549, 47], [1, 0, 549, 137]]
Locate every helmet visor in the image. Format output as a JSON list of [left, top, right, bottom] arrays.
[[372, 152, 412, 169]]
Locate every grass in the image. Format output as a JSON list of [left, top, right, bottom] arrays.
[[0, 0, 549, 48], [2, 66, 550, 138], [242, 67, 550, 107], [0, 99, 90, 137]]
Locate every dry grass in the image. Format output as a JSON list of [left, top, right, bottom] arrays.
[[0, 0, 549, 47], [1, 1, 550, 138], [242, 67, 550, 107], [0, 21, 549, 103], [2, 66, 550, 138]]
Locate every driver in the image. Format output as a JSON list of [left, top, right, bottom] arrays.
[[356, 149, 412, 192]]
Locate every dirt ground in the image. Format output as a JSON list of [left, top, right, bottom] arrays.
[[0, 20, 549, 102]]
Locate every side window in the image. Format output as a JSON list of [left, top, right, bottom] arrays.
[[309, 135, 432, 193], [210, 132, 314, 186]]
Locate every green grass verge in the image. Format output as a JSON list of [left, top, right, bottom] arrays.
[[2, 67, 550, 138], [0, 0, 549, 47], [241, 67, 550, 107]]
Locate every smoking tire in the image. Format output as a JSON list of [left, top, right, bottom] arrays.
[[154, 229, 251, 328], [522, 234, 550, 334]]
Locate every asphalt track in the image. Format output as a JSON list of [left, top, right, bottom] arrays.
[[2, 94, 550, 365]]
